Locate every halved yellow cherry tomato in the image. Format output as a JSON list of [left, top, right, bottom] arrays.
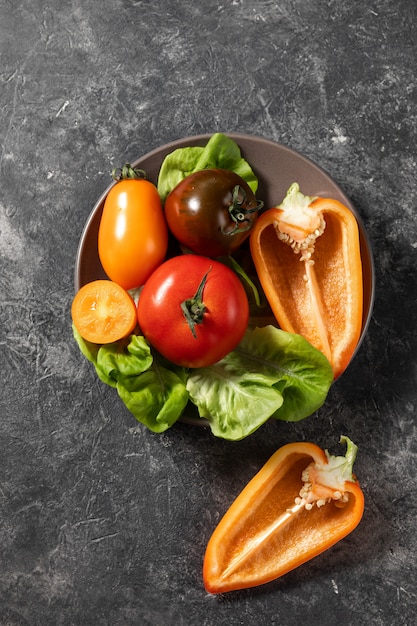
[[71, 280, 137, 344]]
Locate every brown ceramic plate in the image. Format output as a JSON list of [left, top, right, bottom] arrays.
[[74, 133, 375, 426]]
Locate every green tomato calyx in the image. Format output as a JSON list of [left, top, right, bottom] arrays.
[[181, 267, 212, 339], [111, 163, 147, 181], [223, 185, 264, 235]]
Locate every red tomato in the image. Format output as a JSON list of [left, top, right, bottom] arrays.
[[137, 255, 249, 368], [98, 176, 168, 291]]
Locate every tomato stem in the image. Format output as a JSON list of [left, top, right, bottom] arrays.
[[181, 267, 212, 339], [223, 185, 263, 235], [111, 163, 147, 181]]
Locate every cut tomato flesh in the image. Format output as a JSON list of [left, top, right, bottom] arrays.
[[71, 279, 137, 344]]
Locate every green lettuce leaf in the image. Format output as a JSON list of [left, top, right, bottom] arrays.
[[73, 324, 332, 440], [187, 368, 284, 440], [72, 324, 101, 363], [117, 367, 189, 433], [96, 334, 153, 382], [235, 326, 334, 422], [73, 326, 153, 388], [157, 133, 259, 201], [187, 326, 333, 440], [72, 326, 188, 431]]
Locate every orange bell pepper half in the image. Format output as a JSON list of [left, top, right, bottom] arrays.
[[203, 436, 364, 594], [249, 183, 363, 379]]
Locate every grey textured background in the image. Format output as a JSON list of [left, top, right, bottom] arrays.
[[1, 1, 416, 624]]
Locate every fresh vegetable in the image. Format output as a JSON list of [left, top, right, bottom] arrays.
[[72, 326, 189, 433], [71, 280, 137, 344], [137, 255, 249, 368], [98, 164, 168, 291], [250, 183, 363, 379], [73, 138, 343, 439], [203, 436, 364, 593], [164, 169, 263, 258], [157, 133, 259, 201], [73, 324, 333, 440], [187, 325, 333, 439]]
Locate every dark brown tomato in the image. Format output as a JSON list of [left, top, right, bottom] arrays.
[[164, 169, 262, 258]]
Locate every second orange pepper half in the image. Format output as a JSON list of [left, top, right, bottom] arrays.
[[203, 436, 364, 594], [250, 183, 363, 379]]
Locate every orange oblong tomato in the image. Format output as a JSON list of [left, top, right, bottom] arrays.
[[203, 436, 364, 594], [250, 183, 363, 379], [98, 165, 168, 291]]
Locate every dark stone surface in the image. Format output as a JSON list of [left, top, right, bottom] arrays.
[[1, 0, 416, 624]]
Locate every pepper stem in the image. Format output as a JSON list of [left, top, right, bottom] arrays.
[[339, 435, 358, 469], [274, 182, 324, 255], [180, 267, 212, 338], [296, 436, 359, 510]]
